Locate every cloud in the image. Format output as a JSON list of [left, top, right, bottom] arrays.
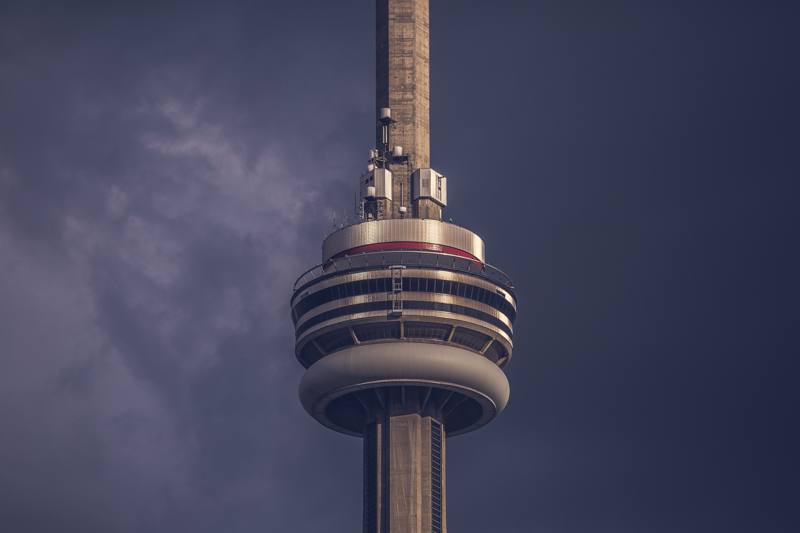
[[0, 3, 368, 530]]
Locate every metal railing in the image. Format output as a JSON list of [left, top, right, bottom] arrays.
[[293, 250, 514, 292]]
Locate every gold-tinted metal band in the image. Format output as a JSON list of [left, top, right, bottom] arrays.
[[322, 219, 485, 262], [291, 267, 517, 310], [294, 292, 514, 332]]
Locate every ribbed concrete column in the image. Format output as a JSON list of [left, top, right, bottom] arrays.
[[364, 412, 446, 533], [376, 0, 441, 220], [389, 414, 423, 532]]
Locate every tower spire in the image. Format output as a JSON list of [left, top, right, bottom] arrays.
[[365, 0, 445, 221], [376, 0, 430, 169]]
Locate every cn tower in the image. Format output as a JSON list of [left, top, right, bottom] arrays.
[[291, 2, 517, 532]]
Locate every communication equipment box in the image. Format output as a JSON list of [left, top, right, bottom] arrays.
[[362, 167, 393, 200], [412, 168, 447, 207]]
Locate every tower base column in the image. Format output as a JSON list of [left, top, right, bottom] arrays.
[[364, 408, 446, 533]]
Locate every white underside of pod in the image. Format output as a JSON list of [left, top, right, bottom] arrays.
[[299, 342, 510, 436]]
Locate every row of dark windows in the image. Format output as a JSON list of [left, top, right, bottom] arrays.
[[293, 277, 516, 324], [431, 419, 443, 533], [297, 322, 509, 368], [295, 300, 514, 339]]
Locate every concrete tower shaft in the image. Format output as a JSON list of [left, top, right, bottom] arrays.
[[371, 0, 442, 220], [376, 0, 430, 169]]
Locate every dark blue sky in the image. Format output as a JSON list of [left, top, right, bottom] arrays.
[[1, 1, 797, 532]]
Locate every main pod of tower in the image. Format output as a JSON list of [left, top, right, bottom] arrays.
[[291, 2, 517, 532]]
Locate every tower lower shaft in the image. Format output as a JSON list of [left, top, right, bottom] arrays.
[[362, 391, 447, 533]]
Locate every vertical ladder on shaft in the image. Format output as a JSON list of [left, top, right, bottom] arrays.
[[390, 266, 403, 315]]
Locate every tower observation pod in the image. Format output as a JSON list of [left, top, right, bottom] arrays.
[[291, 2, 517, 532]]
